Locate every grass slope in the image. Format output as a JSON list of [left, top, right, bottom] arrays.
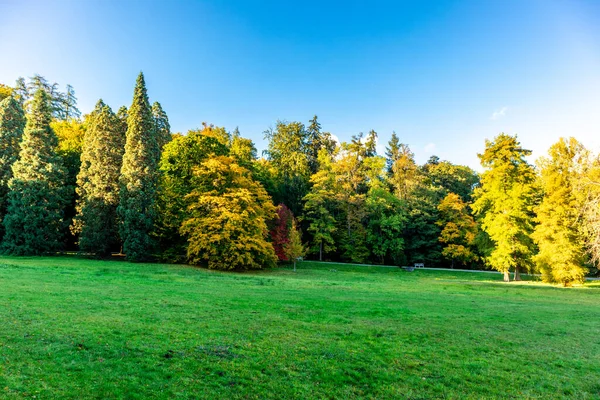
[[0, 257, 599, 399]]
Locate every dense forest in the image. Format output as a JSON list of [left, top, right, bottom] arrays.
[[0, 74, 598, 286]]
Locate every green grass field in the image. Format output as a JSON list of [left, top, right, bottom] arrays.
[[0, 257, 599, 399]]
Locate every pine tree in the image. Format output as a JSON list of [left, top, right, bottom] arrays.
[[2, 90, 67, 255], [472, 134, 537, 281], [532, 138, 587, 286], [13, 77, 28, 106], [152, 101, 171, 151], [73, 101, 125, 256], [61, 84, 81, 120], [118, 73, 159, 261], [385, 133, 400, 174], [0, 97, 26, 238]]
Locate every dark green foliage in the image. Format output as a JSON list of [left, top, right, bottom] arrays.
[[73, 101, 125, 256], [0, 97, 26, 239], [403, 184, 444, 265], [118, 73, 160, 261], [306, 115, 336, 174], [61, 84, 81, 120], [385, 132, 401, 174], [152, 101, 171, 151], [2, 90, 67, 255], [13, 77, 28, 106], [423, 158, 479, 201]]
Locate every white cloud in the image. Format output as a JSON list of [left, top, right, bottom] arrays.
[[330, 133, 341, 145], [490, 106, 508, 120], [424, 142, 436, 153]]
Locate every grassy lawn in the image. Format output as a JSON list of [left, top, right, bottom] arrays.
[[0, 257, 599, 399]]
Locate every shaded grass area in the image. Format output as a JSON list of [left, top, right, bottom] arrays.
[[0, 256, 599, 399]]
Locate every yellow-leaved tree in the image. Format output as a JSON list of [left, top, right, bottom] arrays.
[[284, 219, 305, 271], [472, 134, 538, 281], [181, 155, 277, 270], [532, 138, 588, 286], [437, 192, 478, 268]]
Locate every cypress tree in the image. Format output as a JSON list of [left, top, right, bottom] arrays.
[[73, 101, 125, 256], [2, 90, 67, 255], [118, 73, 159, 261], [152, 101, 171, 151], [0, 97, 26, 238]]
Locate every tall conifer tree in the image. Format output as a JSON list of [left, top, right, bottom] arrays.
[[73, 101, 125, 256], [2, 90, 67, 255], [0, 97, 26, 238], [118, 73, 159, 261], [152, 101, 171, 151]]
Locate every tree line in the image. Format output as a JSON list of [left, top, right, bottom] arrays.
[[0, 74, 598, 286]]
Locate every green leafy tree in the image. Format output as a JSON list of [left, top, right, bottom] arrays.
[[472, 134, 537, 281], [155, 129, 229, 260], [181, 155, 277, 270], [303, 149, 337, 260], [0, 97, 26, 238], [532, 138, 588, 285], [437, 193, 478, 268], [423, 159, 479, 201], [366, 187, 406, 264], [388, 142, 420, 200], [73, 101, 125, 256], [264, 121, 311, 216], [230, 135, 257, 169], [2, 90, 67, 255], [118, 73, 160, 261], [333, 141, 369, 262]]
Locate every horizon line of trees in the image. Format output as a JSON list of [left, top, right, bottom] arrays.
[[1, 74, 599, 286]]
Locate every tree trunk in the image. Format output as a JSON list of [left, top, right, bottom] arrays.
[[503, 270, 510, 282], [319, 241, 323, 261], [513, 266, 521, 281], [293, 260, 296, 272], [451, 259, 454, 269]]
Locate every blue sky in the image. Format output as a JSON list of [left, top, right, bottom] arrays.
[[1, 0, 599, 169]]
